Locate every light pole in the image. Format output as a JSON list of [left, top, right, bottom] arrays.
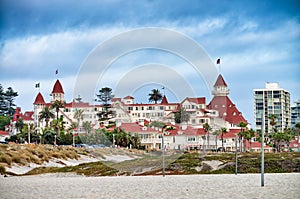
[[27, 124, 30, 144], [261, 112, 265, 187], [113, 134, 115, 148], [161, 128, 165, 177], [235, 134, 238, 175], [73, 131, 75, 146]]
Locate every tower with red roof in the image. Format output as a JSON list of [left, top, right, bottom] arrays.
[[208, 74, 247, 127], [33, 92, 46, 127], [51, 79, 64, 103]]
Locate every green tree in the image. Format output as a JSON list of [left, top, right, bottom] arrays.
[[15, 118, 24, 133], [83, 121, 92, 134], [51, 100, 65, 136], [51, 100, 65, 121], [0, 84, 5, 116], [0, 85, 18, 117], [96, 87, 114, 121], [0, 116, 10, 131], [174, 108, 190, 124], [220, 127, 227, 152], [203, 123, 212, 150], [244, 129, 255, 151], [39, 107, 55, 127], [148, 89, 162, 104], [269, 114, 277, 132], [238, 122, 247, 152], [212, 129, 220, 151], [5, 87, 18, 117], [74, 109, 84, 128]]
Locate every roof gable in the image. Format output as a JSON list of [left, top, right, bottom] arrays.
[[52, 79, 64, 94], [214, 74, 227, 87], [33, 92, 46, 105]]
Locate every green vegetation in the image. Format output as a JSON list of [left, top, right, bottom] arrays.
[[1, 144, 299, 177], [0, 84, 18, 118], [25, 161, 118, 176]]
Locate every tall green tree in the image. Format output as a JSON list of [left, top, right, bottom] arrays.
[[96, 87, 114, 121], [51, 100, 65, 121], [74, 109, 84, 128], [39, 107, 55, 127], [148, 89, 162, 104], [238, 122, 247, 152], [15, 118, 24, 133], [220, 127, 227, 152], [244, 129, 255, 151], [0, 85, 18, 117], [203, 123, 212, 150], [212, 129, 220, 151], [0, 84, 5, 116]]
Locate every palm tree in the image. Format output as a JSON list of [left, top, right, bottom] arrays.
[[51, 100, 65, 136], [220, 127, 227, 152], [203, 123, 211, 150], [238, 122, 247, 152], [212, 129, 220, 151], [39, 107, 55, 127], [74, 109, 84, 128], [244, 129, 255, 151], [269, 114, 277, 133], [51, 100, 65, 121], [148, 89, 163, 104]]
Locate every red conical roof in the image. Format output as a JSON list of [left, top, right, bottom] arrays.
[[161, 95, 169, 105], [51, 79, 64, 94], [33, 92, 46, 105], [214, 74, 227, 87]]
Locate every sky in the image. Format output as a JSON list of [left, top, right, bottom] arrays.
[[0, 0, 299, 127]]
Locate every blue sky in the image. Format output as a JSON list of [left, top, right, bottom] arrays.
[[0, 0, 299, 127]]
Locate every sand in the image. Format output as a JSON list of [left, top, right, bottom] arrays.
[[0, 173, 299, 199]]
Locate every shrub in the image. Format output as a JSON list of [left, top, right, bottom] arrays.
[[0, 165, 6, 174], [0, 153, 12, 165]]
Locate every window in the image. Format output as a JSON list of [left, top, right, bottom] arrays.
[[187, 137, 196, 142]]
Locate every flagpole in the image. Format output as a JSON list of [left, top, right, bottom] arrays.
[[216, 58, 221, 74]]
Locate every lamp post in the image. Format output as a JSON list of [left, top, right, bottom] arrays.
[[161, 128, 165, 177], [112, 134, 115, 148], [27, 124, 30, 144], [235, 134, 238, 175], [261, 111, 265, 187]]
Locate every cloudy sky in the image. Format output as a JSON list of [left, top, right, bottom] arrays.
[[1, 0, 299, 127]]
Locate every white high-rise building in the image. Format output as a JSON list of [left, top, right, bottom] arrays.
[[254, 82, 291, 134]]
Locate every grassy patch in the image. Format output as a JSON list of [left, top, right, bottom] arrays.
[[24, 161, 118, 176]]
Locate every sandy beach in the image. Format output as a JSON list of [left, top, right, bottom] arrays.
[[1, 173, 299, 199]]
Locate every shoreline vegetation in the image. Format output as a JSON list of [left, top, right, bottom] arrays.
[[0, 144, 299, 177]]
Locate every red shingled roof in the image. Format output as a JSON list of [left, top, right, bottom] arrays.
[[166, 125, 206, 136], [161, 95, 169, 105], [120, 122, 157, 133], [51, 79, 64, 94], [207, 96, 247, 124], [0, 130, 9, 136], [185, 97, 206, 104], [214, 74, 227, 87], [33, 92, 46, 105], [124, 96, 134, 99]]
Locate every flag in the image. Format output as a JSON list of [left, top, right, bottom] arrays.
[[55, 69, 58, 75], [35, 83, 40, 88], [216, 58, 220, 64]]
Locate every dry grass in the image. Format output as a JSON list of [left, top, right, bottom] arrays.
[[0, 144, 86, 170]]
